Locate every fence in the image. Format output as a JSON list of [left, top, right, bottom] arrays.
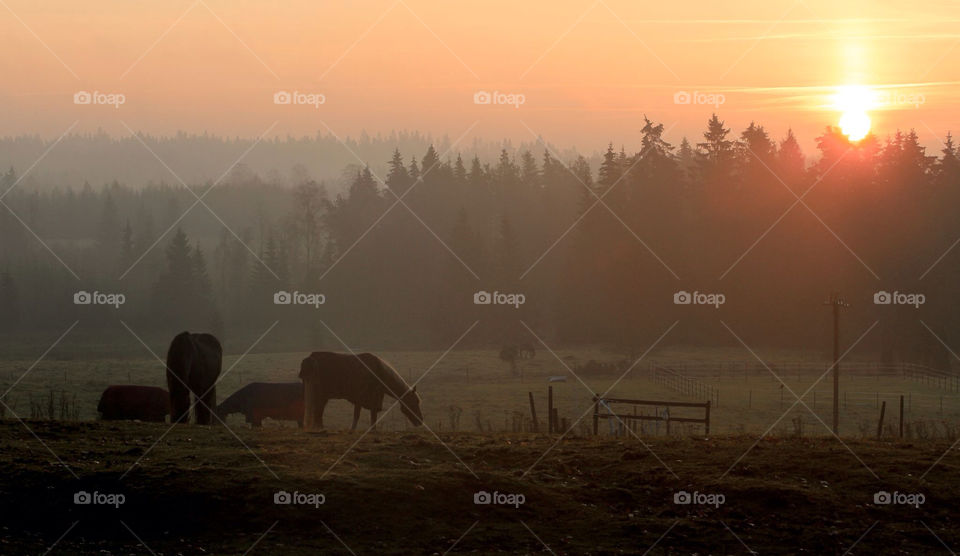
[[592, 395, 711, 436], [651, 366, 720, 405], [647, 360, 959, 393]]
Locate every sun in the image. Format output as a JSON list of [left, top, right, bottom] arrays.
[[833, 85, 873, 141]]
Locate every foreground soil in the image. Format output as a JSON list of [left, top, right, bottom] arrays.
[[0, 421, 957, 554]]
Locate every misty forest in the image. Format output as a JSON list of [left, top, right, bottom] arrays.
[[1, 116, 958, 363]]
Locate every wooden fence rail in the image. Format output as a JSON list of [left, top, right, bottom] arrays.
[[592, 395, 711, 436]]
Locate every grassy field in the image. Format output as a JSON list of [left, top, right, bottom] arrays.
[[1, 346, 958, 553], [1, 347, 957, 439], [0, 421, 958, 554]]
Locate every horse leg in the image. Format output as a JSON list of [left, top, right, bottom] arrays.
[[195, 385, 216, 425], [315, 398, 328, 429], [351, 404, 361, 430], [166, 372, 191, 424], [370, 409, 378, 430]]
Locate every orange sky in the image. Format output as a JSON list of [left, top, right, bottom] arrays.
[[3, 0, 960, 154]]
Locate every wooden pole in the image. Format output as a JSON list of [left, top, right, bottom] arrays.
[[528, 392, 539, 433], [704, 400, 711, 436], [877, 400, 886, 438], [592, 395, 599, 435], [824, 293, 848, 435], [548, 386, 554, 433], [899, 395, 904, 438]]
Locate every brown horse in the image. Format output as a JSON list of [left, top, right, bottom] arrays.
[[299, 352, 423, 430], [165, 331, 222, 425], [97, 385, 169, 422], [216, 382, 304, 427]]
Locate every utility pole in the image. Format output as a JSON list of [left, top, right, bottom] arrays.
[[824, 293, 849, 435]]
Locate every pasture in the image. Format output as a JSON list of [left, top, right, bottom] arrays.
[[1, 346, 959, 553], [2, 346, 957, 439]]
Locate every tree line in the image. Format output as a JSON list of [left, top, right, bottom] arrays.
[[1, 115, 959, 366]]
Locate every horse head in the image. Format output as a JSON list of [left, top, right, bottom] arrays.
[[399, 386, 423, 426]]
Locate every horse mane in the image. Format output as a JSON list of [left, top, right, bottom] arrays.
[[360, 354, 410, 399]]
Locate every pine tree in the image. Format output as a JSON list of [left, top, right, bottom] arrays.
[[598, 144, 619, 188], [676, 138, 698, 187], [937, 132, 960, 186], [386, 149, 410, 195], [407, 157, 421, 185], [453, 154, 467, 185], [697, 114, 736, 185], [494, 149, 518, 191], [467, 156, 485, 189], [421, 145, 440, 177], [519, 150, 539, 188], [192, 243, 212, 297], [777, 129, 806, 189], [165, 228, 194, 291]]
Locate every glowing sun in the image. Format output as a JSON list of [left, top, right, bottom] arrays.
[[833, 85, 873, 141]]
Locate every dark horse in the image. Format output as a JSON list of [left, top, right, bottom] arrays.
[[97, 385, 169, 422], [216, 382, 304, 427], [166, 331, 222, 425], [299, 352, 423, 430]]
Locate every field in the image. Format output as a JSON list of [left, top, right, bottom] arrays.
[[2, 346, 958, 438], [1, 346, 959, 553], [0, 422, 958, 554]]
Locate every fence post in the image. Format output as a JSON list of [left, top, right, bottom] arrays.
[[704, 400, 711, 436], [528, 392, 539, 433], [899, 395, 904, 438], [548, 386, 554, 434], [592, 395, 599, 435], [877, 400, 886, 439]]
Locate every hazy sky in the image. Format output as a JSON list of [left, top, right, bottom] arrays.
[[3, 0, 960, 153]]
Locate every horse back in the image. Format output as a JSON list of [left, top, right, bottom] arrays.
[[303, 351, 387, 410]]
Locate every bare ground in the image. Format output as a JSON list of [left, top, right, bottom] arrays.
[[0, 421, 957, 555]]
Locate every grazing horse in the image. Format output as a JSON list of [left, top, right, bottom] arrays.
[[216, 382, 304, 428], [299, 351, 423, 430], [166, 331, 223, 425], [97, 385, 169, 422]]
